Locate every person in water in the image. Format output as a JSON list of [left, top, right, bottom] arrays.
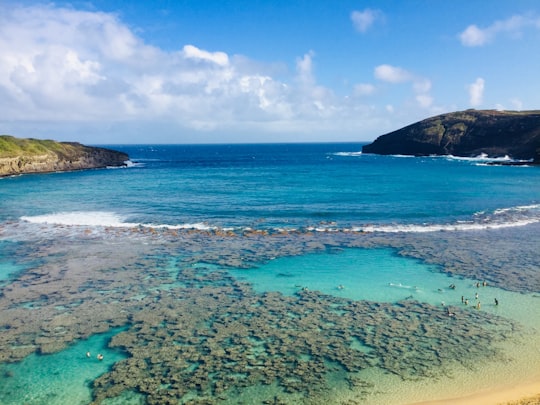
[[494, 298, 499, 306], [97, 354, 104, 361]]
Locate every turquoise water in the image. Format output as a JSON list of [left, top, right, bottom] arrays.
[[0, 329, 127, 405], [231, 248, 492, 304], [230, 247, 540, 325], [0, 143, 539, 404]]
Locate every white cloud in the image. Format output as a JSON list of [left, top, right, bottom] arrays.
[[183, 44, 229, 66], [468, 78, 485, 107], [296, 51, 315, 86], [510, 98, 523, 110], [374, 64, 412, 83], [0, 3, 437, 143], [374, 65, 433, 108], [459, 24, 488, 46], [351, 9, 383, 33], [459, 14, 540, 46], [354, 83, 376, 96]]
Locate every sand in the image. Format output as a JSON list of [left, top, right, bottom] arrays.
[[411, 379, 540, 405]]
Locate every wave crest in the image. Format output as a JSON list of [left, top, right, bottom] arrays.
[[18, 204, 540, 235]]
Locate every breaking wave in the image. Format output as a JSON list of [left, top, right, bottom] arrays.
[[18, 204, 540, 235], [332, 151, 363, 157], [20, 211, 215, 231]]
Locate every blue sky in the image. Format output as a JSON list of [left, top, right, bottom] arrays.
[[1, 1, 540, 144]]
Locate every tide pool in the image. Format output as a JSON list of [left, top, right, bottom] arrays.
[[230, 248, 476, 304], [0, 328, 127, 405], [228, 247, 540, 327]]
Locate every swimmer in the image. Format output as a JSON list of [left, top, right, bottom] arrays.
[[476, 301, 481, 310], [494, 298, 499, 306], [475, 293, 478, 300], [449, 284, 456, 289], [97, 354, 104, 361], [86, 351, 91, 358], [464, 299, 469, 306], [482, 281, 487, 287], [461, 296, 464, 303], [337, 284, 344, 290]]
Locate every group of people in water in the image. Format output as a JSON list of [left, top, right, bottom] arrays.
[[457, 280, 499, 310]]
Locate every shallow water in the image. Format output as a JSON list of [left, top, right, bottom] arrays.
[[0, 329, 127, 405]]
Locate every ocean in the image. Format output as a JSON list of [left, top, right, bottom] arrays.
[[0, 143, 539, 405]]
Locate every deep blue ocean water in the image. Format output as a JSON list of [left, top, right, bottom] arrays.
[[0, 143, 539, 405], [1, 143, 539, 230]]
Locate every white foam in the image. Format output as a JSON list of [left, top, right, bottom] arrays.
[[20, 211, 138, 227], [493, 204, 540, 215], [106, 160, 142, 169], [140, 222, 216, 231], [353, 218, 539, 233], [20, 211, 217, 231], [333, 151, 363, 157]]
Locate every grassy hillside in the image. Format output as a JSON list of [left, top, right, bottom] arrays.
[[0, 135, 85, 158]]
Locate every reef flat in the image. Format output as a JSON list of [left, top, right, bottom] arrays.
[[0, 222, 538, 404]]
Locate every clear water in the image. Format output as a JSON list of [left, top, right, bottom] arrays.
[[0, 143, 539, 404], [0, 329, 127, 405]]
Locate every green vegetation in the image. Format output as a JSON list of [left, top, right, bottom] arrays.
[[0, 135, 84, 158]]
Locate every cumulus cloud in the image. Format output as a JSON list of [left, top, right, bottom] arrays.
[[468, 78, 485, 107], [0, 4, 333, 133], [351, 8, 383, 33], [459, 14, 540, 46]]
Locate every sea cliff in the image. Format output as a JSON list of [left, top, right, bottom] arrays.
[[363, 110, 540, 163], [0, 135, 129, 177]]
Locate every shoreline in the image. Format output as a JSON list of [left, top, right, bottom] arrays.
[[410, 379, 540, 405]]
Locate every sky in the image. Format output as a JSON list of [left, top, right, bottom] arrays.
[[1, 1, 540, 144]]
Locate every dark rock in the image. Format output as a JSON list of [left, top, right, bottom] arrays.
[[363, 109, 540, 163]]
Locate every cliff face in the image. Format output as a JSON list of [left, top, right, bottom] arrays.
[[362, 110, 540, 163], [0, 136, 129, 177]]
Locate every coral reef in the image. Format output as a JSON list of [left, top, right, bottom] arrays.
[[0, 223, 532, 404]]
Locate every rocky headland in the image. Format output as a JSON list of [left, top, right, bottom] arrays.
[[363, 109, 540, 164], [0, 135, 129, 177]]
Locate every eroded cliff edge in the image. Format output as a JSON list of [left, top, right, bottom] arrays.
[[0, 135, 129, 177], [363, 110, 540, 163]]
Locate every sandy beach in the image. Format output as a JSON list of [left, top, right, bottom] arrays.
[[411, 380, 540, 405]]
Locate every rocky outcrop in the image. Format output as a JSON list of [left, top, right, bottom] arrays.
[[0, 136, 129, 177], [363, 110, 540, 163]]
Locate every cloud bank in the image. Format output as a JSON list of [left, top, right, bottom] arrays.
[[0, 4, 445, 143]]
